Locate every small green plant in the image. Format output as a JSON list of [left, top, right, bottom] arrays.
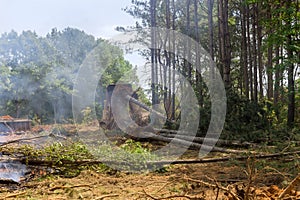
[[81, 106, 94, 124], [120, 139, 150, 154], [41, 142, 93, 163], [1, 138, 167, 177], [90, 139, 162, 172], [2, 141, 97, 177]]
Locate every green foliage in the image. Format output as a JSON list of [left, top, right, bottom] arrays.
[[221, 87, 300, 142], [81, 107, 94, 124], [126, 0, 300, 143], [43, 142, 92, 163], [120, 139, 151, 154], [3, 137, 163, 175], [1, 141, 96, 177], [195, 87, 281, 143], [223, 90, 272, 142], [90, 139, 160, 172]]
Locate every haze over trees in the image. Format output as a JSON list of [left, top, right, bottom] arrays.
[[0, 28, 133, 124]]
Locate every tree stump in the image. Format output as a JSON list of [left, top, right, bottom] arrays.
[[99, 84, 150, 131]]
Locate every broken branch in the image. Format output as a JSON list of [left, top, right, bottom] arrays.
[[278, 173, 300, 199], [0, 133, 66, 146], [49, 184, 93, 191], [93, 194, 119, 200], [185, 177, 240, 200], [2, 150, 298, 169]]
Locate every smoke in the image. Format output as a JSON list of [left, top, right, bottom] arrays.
[[0, 161, 27, 183], [0, 28, 102, 122]]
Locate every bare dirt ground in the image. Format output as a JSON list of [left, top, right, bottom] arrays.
[[0, 161, 299, 200], [0, 125, 299, 199]]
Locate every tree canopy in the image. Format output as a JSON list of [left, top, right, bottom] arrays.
[[124, 0, 299, 140]]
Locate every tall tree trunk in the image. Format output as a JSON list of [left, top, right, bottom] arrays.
[[267, 45, 273, 100], [252, 3, 258, 102], [224, 0, 231, 86], [287, 38, 295, 127], [150, 0, 159, 105], [286, 0, 295, 127], [208, 0, 215, 81], [274, 0, 284, 110], [246, 4, 253, 100], [171, 0, 176, 120], [194, 0, 203, 107], [266, 1, 274, 101], [256, 2, 263, 99], [208, 0, 214, 60], [280, 46, 284, 101], [219, 0, 231, 87], [241, 0, 249, 98], [217, 0, 223, 78], [164, 0, 173, 120], [186, 0, 192, 80], [273, 44, 281, 120]]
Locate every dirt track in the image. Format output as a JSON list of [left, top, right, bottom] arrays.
[[0, 161, 299, 200]]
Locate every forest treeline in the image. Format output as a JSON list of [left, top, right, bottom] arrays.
[[123, 0, 299, 141], [0, 0, 298, 142], [0, 28, 133, 124]]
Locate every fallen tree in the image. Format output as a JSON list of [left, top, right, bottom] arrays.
[[99, 84, 244, 154], [160, 133, 255, 148], [147, 150, 300, 166], [129, 131, 247, 154], [2, 150, 299, 168]]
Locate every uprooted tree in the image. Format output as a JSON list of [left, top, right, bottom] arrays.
[[98, 84, 248, 154]]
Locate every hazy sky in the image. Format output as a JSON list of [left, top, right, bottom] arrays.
[[0, 0, 136, 39], [0, 0, 147, 83]]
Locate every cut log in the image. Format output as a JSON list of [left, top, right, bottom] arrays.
[[160, 133, 254, 148], [127, 127, 247, 153], [148, 150, 300, 166], [157, 128, 192, 134], [151, 134, 246, 154]]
